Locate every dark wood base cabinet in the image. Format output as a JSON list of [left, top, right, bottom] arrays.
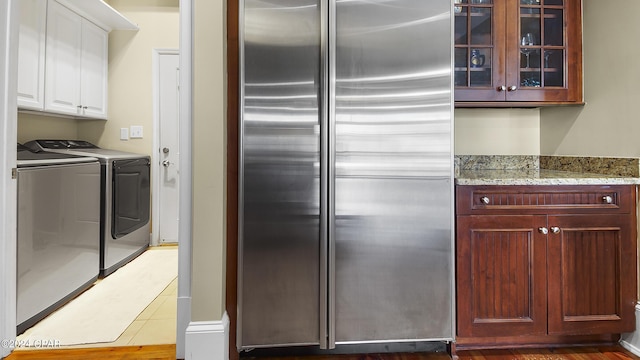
[[455, 185, 637, 350]]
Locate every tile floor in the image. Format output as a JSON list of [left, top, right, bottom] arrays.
[[107, 277, 177, 347], [16, 247, 178, 350], [68, 253, 179, 348]]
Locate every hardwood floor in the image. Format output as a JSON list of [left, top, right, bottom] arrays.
[[238, 347, 640, 360], [4, 345, 639, 360], [455, 346, 640, 360], [4, 344, 176, 359]]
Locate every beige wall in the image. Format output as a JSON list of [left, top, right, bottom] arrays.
[[78, 0, 179, 156], [17, 113, 78, 144], [540, 0, 640, 157], [455, 108, 540, 155], [191, 0, 227, 321]]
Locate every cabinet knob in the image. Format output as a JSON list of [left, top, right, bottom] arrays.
[[538, 227, 549, 235], [508, 85, 518, 91], [480, 196, 490, 205], [83, 106, 88, 109], [550, 226, 560, 234], [497, 85, 507, 92], [162, 160, 171, 167], [603, 195, 613, 204]]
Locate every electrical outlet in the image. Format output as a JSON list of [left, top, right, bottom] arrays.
[[120, 128, 129, 140], [130, 125, 143, 138]]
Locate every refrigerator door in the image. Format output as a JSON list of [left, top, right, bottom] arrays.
[[238, 0, 323, 349], [332, 0, 454, 344]]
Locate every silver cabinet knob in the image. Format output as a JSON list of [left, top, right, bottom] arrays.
[[538, 227, 549, 235], [162, 160, 171, 167], [163, 147, 170, 154], [603, 195, 613, 204], [480, 196, 490, 205], [508, 85, 517, 91], [550, 226, 560, 234], [497, 85, 507, 92]]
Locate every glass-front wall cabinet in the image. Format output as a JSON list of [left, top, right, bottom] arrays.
[[454, 0, 583, 106]]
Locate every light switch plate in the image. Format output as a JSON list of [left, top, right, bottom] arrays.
[[120, 128, 129, 140], [130, 125, 143, 138]]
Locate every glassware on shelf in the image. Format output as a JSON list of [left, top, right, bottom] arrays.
[[521, 32, 534, 68], [544, 50, 553, 68], [470, 49, 485, 68]]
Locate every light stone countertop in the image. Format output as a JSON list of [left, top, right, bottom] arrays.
[[455, 169, 640, 186]]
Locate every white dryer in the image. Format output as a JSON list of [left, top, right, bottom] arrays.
[[26, 140, 151, 277]]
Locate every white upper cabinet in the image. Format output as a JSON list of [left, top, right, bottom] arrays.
[[45, 0, 107, 119], [45, 0, 83, 116], [17, 0, 135, 119], [17, 0, 47, 110], [80, 19, 108, 118]]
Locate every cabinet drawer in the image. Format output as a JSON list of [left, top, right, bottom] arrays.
[[456, 185, 633, 215]]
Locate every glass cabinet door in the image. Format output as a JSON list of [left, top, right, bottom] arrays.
[[454, 0, 506, 102], [518, 0, 565, 90], [455, 0, 582, 105]]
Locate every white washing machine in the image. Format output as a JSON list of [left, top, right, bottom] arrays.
[[17, 143, 101, 333], [26, 140, 151, 277]]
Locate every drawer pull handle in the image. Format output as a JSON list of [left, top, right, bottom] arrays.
[[538, 227, 549, 235], [480, 196, 490, 205], [550, 226, 560, 234], [603, 195, 613, 204]]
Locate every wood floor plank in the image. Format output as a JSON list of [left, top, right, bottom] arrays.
[[456, 347, 640, 360], [4, 344, 176, 360], [4, 345, 639, 360]]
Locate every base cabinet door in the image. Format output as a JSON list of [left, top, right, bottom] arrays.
[[455, 185, 637, 349], [547, 214, 636, 335], [456, 215, 548, 338]]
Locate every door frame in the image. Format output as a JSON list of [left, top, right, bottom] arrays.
[[152, 48, 180, 246], [0, 0, 19, 358], [226, 0, 239, 358]]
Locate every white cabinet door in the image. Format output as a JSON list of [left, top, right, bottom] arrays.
[[45, 0, 82, 116], [80, 19, 107, 118], [44, 0, 108, 119], [17, 0, 47, 110]]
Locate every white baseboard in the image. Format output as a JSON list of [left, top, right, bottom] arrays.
[[184, 312, 229, 360], [620, 302, 640, 356]]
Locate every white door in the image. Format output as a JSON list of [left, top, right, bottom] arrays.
[[157, 52, 180, 244]]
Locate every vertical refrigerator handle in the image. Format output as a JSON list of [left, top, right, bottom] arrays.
[[327, 0, 337, 350], [319, 0, 336, 350]]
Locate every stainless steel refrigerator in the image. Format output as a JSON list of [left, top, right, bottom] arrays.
[[238, 0, 453, 350]]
